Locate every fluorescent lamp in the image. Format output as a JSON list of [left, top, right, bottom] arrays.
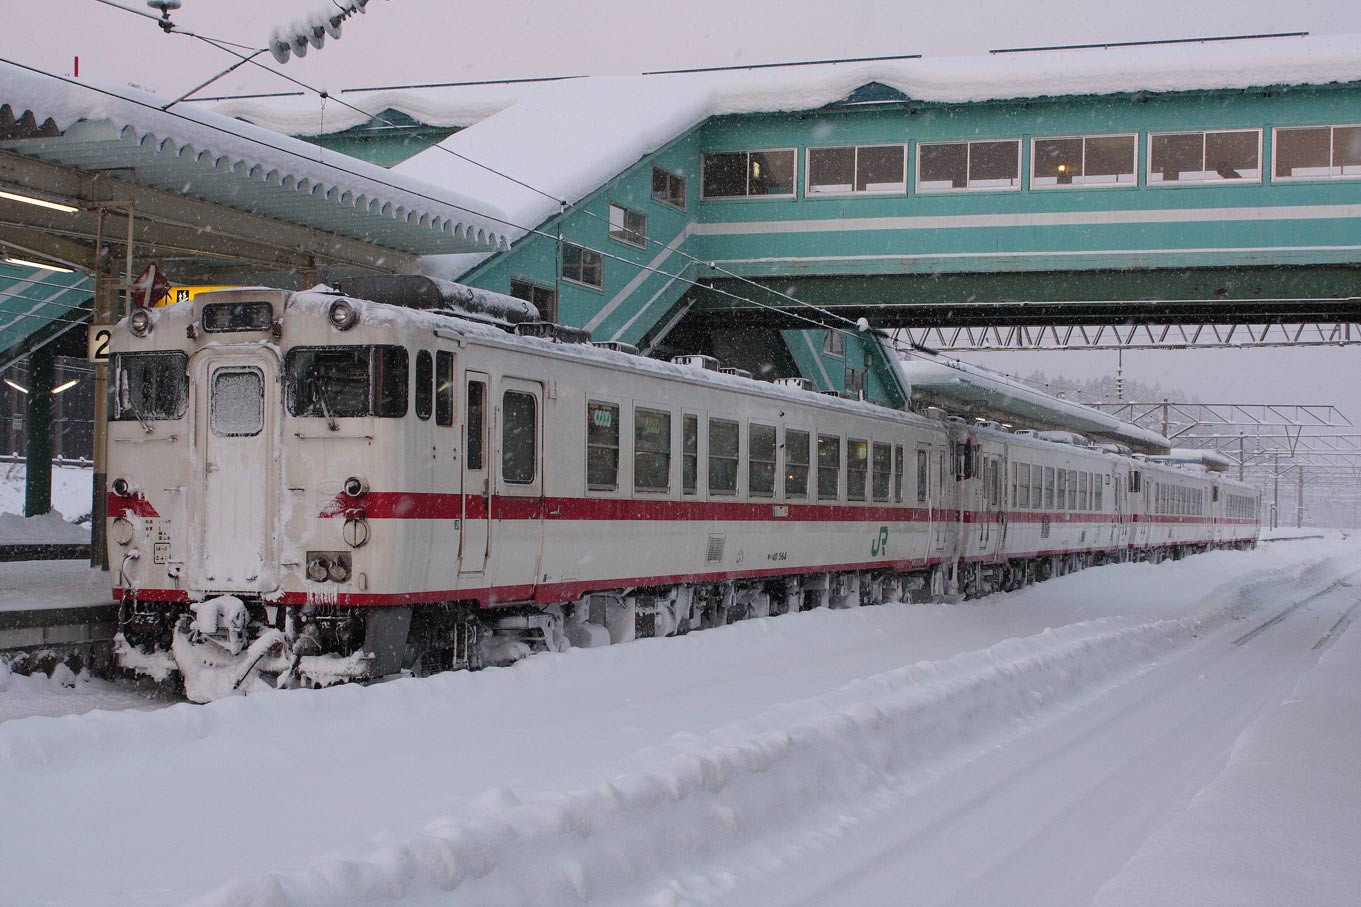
[[0, 190, 79, 214], [4, 378, 28, 394], [3, 256, 75, 273], [51, 379, 79, 395]]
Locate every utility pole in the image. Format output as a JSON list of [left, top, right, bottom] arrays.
[[1161, 398, 1169, 439], [1272, 453, 1280, 530], [1297, 467, 1305, 528], [1238, 432, 1245, 482]]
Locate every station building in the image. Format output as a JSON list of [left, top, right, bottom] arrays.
[[208, 33, 1361, 408]]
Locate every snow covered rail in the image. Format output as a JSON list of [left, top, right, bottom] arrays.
[[0, 604, 118, 675], [0, 542, 91, 562]]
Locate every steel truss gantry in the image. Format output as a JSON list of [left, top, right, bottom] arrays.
[[893, 321, 1361, 352]]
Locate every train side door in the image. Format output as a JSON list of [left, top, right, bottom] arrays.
[[491, 377, 545, 596], [459, 372, 491, 575]]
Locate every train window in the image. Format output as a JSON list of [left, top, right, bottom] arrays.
[[847, 439, 868, 502], [817, 434, 841, 500], [587, 401, 620, 491], [1017, 464, 1031, 509], [501, 391, 537, 484], [1044, 467, 1055, 509], [111, 351, 188, 422], [435, 352, 454, 426], [683, 414, 699, 495], [1030, 465, 1041, 509], [285, 346, 407, 419], [466, 380, 485, 470], [991, 460, 1001, 507], [1067, 470, 1078, 510], [634, 408, 672, 493], [1096, 476, 1103, 511], [1149, 129, 1261, 183], [749, 423, 777, 497], [871, 442, 892, 502], [209, 367, 263, 438], [1079, 472, 1089, 510], [414, 351, 433, 421], [708, 418, 739, 495], [1132, 470, 1142, 493], [786, 429, 810, 498], [916, 449, 929, 503], [201, 300, 274, 333], [893, 445, 905, 503], [1056, 469, 1067, 511]]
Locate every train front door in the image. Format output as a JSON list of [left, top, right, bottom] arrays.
[[189, 349, 279, 593], [459, 372, 491, 575]]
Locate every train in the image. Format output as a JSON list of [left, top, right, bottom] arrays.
[[104, 277, 1261, 701]]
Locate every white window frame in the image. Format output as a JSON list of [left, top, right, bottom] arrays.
[[700, 148, 799, 200], [914, 138, 1022, 194], [607, 201, 648, 249], [1271, 124, 1361, 183], [1147, 128, 1263, 187], [804, 143, 908, 196], [1029, 133, 1138, 190]]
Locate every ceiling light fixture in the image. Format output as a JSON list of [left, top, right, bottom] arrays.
[[0, 189, 79, 214], [3, 378, 29, 395]]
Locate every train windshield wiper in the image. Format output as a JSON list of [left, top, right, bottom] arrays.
[[309, 373, 339, 432], [118, 369, 153, 434]]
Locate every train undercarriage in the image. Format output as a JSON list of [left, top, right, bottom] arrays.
[[116, 541, 1256, 703]]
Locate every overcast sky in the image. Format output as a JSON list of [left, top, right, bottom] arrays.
[[2, 0, 1357, 410]]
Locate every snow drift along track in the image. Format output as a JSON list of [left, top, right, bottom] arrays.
[[0, 539, 1355, 906]]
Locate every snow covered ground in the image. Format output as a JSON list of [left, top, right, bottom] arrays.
[[2, 536, 1358, 905], [0, 461, 92, 543]]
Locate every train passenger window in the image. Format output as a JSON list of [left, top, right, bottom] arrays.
[[1096, 476, 1103, 511], [466, 380, 485, 470], [683, 414, 698, 495], [872, 442, 893, 502], [634, 408, 672, 492], [818, 435, 841, 500], [285, 346, 407, 419], [847, 440, 868, 502], [414, 351, 433, 421], [916, 449, 929, 503], [894, 445, 905, 503], [749, 424, 777, 497], [210, 367, 263, 438], [111, 351, 189, 422], [1056, 470, 1067, 511], [1030, 465, 1041, 509], [435, 352, 454, 426], [1044, 467, 1055, 509], [501, 391, 537, 484], [1079, 472, 1089, 510], [587, 401, 620, 490], [1017, 464, 1031, 509], [1132, 470, 1142, 493], [989, 460, 1001, 507], [708, 418, 739, 495], [785, 429, 810, 498], [1067, 469, 1078, 510]]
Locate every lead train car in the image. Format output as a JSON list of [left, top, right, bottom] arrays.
[[106, 286, 1260, 699]]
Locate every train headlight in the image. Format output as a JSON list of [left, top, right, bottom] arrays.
[[327, 299, 358, 331], [128, 308, 153, 337], [111, 477, 134, 497], [343, 475, 368, 498], [306, 554, 331, 582], [111, 517, 135, 546]]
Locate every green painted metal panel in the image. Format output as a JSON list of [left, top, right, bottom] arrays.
[[0, 263, 92, 370]]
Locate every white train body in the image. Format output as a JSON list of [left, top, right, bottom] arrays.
[[105, 283, 1260, 698]]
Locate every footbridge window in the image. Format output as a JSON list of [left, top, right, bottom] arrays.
[[807, 144, 907, 195], [1032, 134, 1136, 188], [1273, 125, 1361, 180], [1150, 129, 1261, 183], [917, 139, 1021, 191], [701, 149, 796, 198]]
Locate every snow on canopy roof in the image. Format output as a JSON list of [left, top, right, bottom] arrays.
[[209, 33, 1361, 249], [898, 356, 1172, 453], [0, 60, 512, 255]]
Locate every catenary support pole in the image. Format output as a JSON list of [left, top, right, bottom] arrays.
[[22, 343, 55, 517]]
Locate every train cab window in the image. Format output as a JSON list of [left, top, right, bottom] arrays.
[[682, 414, 699, 495], [1017, 464, 1031, 509], [916, 449, 929, 503], [285, 345, 408, 419], [708, 418, 739, 495], [435, 352, 454, 426], [847, 439, 868, 502], [870, 443, 892, 502], [817, 434, 841, 500], [414, 351, 433, 421], [587, 401, 620, 490], [111, 351, 188, 422], [893, 445, 905, 503], [501, 391, 537, 484], [634, 408, 672, 493], [466, 380, 485, 470], [785, 430, 810, 498], [749, 423, 777, 497]]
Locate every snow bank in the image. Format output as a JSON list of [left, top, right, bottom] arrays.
[[0, 538, 1354, 905], [1092, 592, 1361, 907], [0, 462, 93, 537]]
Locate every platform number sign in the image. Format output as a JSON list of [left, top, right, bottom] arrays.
[[87, 324, 114, 363]]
